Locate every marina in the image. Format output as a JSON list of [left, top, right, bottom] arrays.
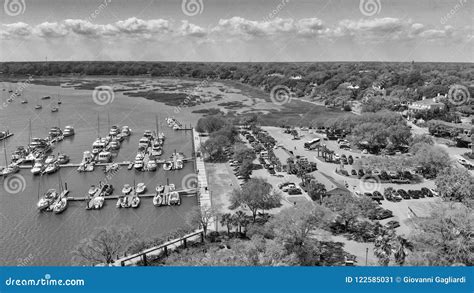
[[0, 81, 199, 265]]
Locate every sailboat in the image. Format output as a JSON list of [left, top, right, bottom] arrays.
[[52, 171, 68, 214], [1, 139, 19, 176]]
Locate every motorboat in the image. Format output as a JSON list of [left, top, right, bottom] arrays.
[[44, 162, 59, 174], [121, 126, 131, 137], [134, 159, 144, 170], [49, 127, 62, 138], [51, 106, 59, 112], [138, 137, 150, 149], [104, 163, 119, 173], [88, 196, 104, 210], [135, 153, 145, 161], [34, 104, 42, 110], [11, 146, 28, 162], [97, 151, 112, 163], [63, 126, 75, 137], [31, 160, 43, 175], [41, 96, 51, 100], [57, 153, 70, 164], [143, 130, 153, 138], [109, 126, 119, 136], [116, 196, 124, 208], [108, 140, 120, 150], [169, 191, 181, 205], [174, 159, 184, 170], [115, 133, 125, 142], [146, 159, 157, 171], [44, 155, 56, 164], [21, 99, 28, 104], [102, 184, 114, 196], [155, 185, 164, 193], [153, 194, 162, 206], [1, 164, 20, 176], [81, 151, 93, 163], [158, 132, 165, 141], [136, 183, 146, 194], [163, 161, 173, 171], [122, 184, 132, 195], [121, 197, 131, 208], [37, 189, 58, 211], [29, 138, 49, 150], [88, 185, 99, 197], [131, 196, 140, 208], [52, 197, 68, 214], [169, 183, 176, 191], [0, 130, 13, 141]]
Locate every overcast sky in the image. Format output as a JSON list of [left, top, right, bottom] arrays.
[[0, 0, 472, 62]]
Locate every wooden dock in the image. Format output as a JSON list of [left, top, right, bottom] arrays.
[[66, 188, 197, 201], [10, 159, 194, 170]]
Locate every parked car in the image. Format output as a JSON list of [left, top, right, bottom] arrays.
[[372, 191, 384, 201], [421, 187, 433, 197], [397, 189, 410, 200], [287, 188, 302, 195], [408, 190, 419, 199], [351, 169, 357, 176], [384, 220, 400, 229]]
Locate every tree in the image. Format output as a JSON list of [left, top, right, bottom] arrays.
[[231, 210, 250, 234], [413, 143, 451, 178], [324, 195, 360, 231], [219, 213, 233, 235], [200, 135, 229, 162], [72, 226, 139, 265], [233, 145, 256, 163], [393, 236, 414, 266], [229, 178, 282, 222], [435, 167, 474, 203], [186, 206, 216, 237], [408, 204, 474, 266], [374, 232, 393, 266], [196, 116, 227, 133], [307, 181, 327, 203]]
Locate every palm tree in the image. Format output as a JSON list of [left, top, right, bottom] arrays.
[[393, 236, 413, 266], [219, 213, 233, 235], [232, 211, 248, 234], [374, 234, 393, 266]]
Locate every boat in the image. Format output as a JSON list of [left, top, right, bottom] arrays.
[[57, 153, 70, 164], [122, 184, 132, 195], [88, 185, 99, 197], [136, 183, 146, 194], [121, 126, 131, 137], [63, 126, 75, 137], [21, 99, 28, 104], [43, 162, 59, 174], [134, 159, 144, 170], [34, 104, 42, 110], [102, 184, 114, 196], [146, 159, 157, 171], [1, 164, 20, 176], [153, 194, 162, 206], [81, 151, 93, 163], [0, 130, 13, 141], [104, 162, 119, 173], [115, 133, 125, 142], [121, 196, 131, 208], [163, 161, 173, 171], [52, 197, 67, 214], [108, 140, 120, 150], [57, 99, 62, 105], [143, 130, 153, 138], [51, 106, 59, 112], [11, 146, 28, 162], [109, 126, 119, 136], [138, 137, 150, 149], [41, 96, 51, 100], [49, 127, 62, 138], [93, 197, 104, 209], [31, 159, 43, 175], [37, 189, 58, 210], [175, 159, 184, 170], [155, 184, 164, 193], [131, 196, 140, 208], [169, 183, 176, 191], [97, 151, 112, 163], [44, 155, 56, 164], [116, 196, 124, 208], [169, 191, 181, 205]]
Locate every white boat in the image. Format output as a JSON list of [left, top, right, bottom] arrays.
[[138, 137, 149, 149], [109, 126, 119, 136], [97, 151, 112, 163], [81, 151, 93, 163], [34, 104, 42, 110], [136, 183, 146, 194], [175, 159, 184, 170], [116, 197, 123, 208], [121, 196, 131, 208], [155, 185, 164, 193], [31, 160, 43, 175], [44, 162, 59, 174], [63, 126, 75, 137], [143, 130, 153, 138], [163, 161, 173, 171], [122, 184, 132, 195], [94, 197, 104, 209], [57, 153, 70, 164], [37, 189, 58, 210], [104, 163, 119, 173], [44, 155, 56, 164], [134, 160, 144, 170], [51, 106, 59, 112], [158, 132, 165, 140], [49, 127, 62, 137], [115, 134, 125, 142], [169, 191, 181, 205], [52, 197, 68, 214], [153, 194, 162, 206], [169, 183, 176, 191], [131, 196, 140, 208], [108, 140, 120, 150], [88, 185, 99, 197], [1, 164, 19, 176], [146, 160, 157, 171], [121, 126, 131, 136]]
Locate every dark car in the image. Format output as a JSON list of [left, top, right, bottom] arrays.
[[373, 191, 384, 201], [421, 187, 433, 197], [415, 190, 424, 198], [351, 169, 357, 176], [375, 208, 393, 220], [288, 188, 302, 195], [384, 220, 400, 229], [408, 190, 419, 199], [397, 189, 410, 200], [358, 169, 364, 177], [364, 192, 372, 197], [268, 168, 276, 175]]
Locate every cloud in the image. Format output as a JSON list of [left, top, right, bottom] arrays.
[[179, 21, 207, 37], [0, 22, 32, 39]]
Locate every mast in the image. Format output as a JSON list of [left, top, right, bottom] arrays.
[[3, 139, 7, 167], [97, 114, 100, 139]]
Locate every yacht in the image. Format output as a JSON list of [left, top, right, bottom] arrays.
[[31, 159, 43, 175], [121, 126, 131, 137], [138, 137, 150, 149], [1, 164, 20, 176], [133, 159, 144, 170], [109, 126, 119, 136], [136, 183, 146, 194], [49, 127, 62, 138], [44, 155, 56, 164], [146, 159, 157, 171], [131, 196, 140, 208], [63, 126, 75, 137], [57, 153, 70, 164], [97, 151, 112, 163], [169, 191, 181, 205], [37, 189, 58, 211], [122, 184, 132, 195], [163, 161, 173, 171], [44, 162, 59, 174]]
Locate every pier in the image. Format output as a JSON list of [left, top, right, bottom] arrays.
[[66, 188, 197, 201]]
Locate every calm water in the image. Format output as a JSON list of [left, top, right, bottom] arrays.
[[0, 79, 199, 265]]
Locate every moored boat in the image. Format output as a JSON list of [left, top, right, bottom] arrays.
[[52, 197, 68, 214], [136, 183, 146, 194], [153, 194, 162, 206], [155, 184, 164, 193], [163, 161, 173, 171], [57, 153, 70, 164], [63, 126, 75, 137], [169, 191, 181, 205], [37, 189, 58, 211], [122, 184, 132, 195], [131, 196, 140, 208]]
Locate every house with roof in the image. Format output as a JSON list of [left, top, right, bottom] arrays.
[[408, 94, 446, 112]]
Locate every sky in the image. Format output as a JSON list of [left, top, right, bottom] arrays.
[[0, 0, 472, 62]]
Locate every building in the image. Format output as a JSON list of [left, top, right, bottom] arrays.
[[408, 94, 446, 112]]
